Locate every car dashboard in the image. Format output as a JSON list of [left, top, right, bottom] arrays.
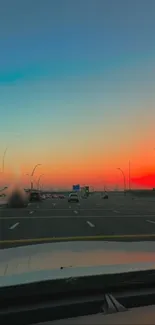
[[2, 268, 155, 325], [31, 305, 155, 324]]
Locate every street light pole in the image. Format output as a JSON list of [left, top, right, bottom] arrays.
[[129, 160, 131, 190], [37, 174, 44, 190], [117, 168, 126, 195], [26, 174, 38, 189], [30, 164, 41, 190], [2, 147, 8, 173]]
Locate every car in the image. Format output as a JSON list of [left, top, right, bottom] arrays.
[[29, 191, 42, 202], [102, 194, 108, 199], [68, 193, 79, 203], [52, 194, 58, 199], [59, 194, 65, 199]]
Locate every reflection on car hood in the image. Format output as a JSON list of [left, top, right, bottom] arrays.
[[1, 241, 155, 286]]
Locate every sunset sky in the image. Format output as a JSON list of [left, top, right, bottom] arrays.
[[0, 0, 155, 189]]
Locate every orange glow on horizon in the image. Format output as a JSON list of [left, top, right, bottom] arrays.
[[1, 169, 155, 190], [0, 153, 155, 190]]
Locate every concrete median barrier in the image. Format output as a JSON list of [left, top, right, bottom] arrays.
[[126, 190, 155, 198]]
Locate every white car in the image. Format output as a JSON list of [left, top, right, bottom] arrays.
[[68, 193, 79, 203]]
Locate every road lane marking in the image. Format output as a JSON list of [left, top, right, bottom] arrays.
[[87, 221, 95, 227], [2, 233, 155, 244], [146, 219, 155, 225], [9, 222, 19, 230], [29, 211, 34, 214]]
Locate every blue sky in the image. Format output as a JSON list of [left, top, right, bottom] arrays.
[[0, 0, 155, 187], [1, 0, 155, 79]]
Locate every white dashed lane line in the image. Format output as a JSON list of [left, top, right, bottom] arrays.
[[146, 219, 155, 225], [9, 222, 19, 230], [87, 221, 95, 228]]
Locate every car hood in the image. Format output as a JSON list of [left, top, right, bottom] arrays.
[[1, 241, 155, 286]]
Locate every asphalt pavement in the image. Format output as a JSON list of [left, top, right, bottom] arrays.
[[1, 192, 155, 249]]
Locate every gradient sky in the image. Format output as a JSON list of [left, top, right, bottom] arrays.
[[0, 0, 155, 189]]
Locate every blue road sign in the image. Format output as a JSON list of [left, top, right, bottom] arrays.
[[73, 184, 80, 191]]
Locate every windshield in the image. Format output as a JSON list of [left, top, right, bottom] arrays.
[[0, 0, 155, 284]]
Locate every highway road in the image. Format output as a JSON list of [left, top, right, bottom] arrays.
[[1, 192, 155, 249]]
